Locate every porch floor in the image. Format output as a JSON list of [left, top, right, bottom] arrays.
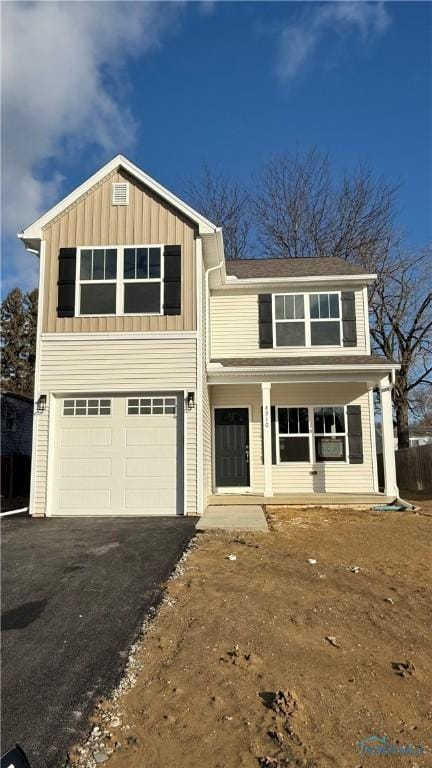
[[208, 492, 395, 506]]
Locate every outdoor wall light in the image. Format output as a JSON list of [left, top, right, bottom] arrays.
[[37, 394, 47, 413], [187, 392, 195, 410]]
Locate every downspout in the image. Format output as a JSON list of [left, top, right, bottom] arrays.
[[205, 261, 223, 364]]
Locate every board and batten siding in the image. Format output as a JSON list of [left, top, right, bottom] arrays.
[[42, 168, 197, 333], [210, 383, 374, 494], [210, 288, 367, 358], [32, 336, 198, 516]]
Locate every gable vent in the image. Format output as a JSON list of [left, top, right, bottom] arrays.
[[112, 182, 129, 206]]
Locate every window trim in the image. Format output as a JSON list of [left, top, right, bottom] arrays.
[[272, 291, 343, 349], [272, 293, 306, 348], [76, 245, 164, 317], [275, 404, 349, 464], [276, 406, 312, 464]]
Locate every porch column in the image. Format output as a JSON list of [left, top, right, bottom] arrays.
[[261, 382, 273, 497], [379, 376, 399, 496]]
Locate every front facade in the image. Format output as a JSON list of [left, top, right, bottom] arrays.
[[20, 156, 399, 517]]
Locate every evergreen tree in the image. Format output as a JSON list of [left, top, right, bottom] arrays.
[[1, 288, 38, 397]]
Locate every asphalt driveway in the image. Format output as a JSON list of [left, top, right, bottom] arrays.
[[1, 515, 196, 768]]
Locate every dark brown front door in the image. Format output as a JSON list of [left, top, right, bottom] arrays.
[[215, 408, 250, 487]]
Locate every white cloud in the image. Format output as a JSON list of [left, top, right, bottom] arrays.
[[278, 1, 391, 80], [1, 1, 181, 290]]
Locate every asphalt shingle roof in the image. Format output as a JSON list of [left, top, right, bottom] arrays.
[[225, 256, 369, 279], [211, 355, 395, 367]]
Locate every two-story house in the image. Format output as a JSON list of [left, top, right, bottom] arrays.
[[19, 155, 399, 518]]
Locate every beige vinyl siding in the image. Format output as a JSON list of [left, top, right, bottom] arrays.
[[186, 406, 197, 514], [210, 383, 374, 494], [202, 270, 212, 504], [32, 408, 49, 516], [32, 336, 198, 516], [42, 168, 197, 333], [210, 288, 367, 358], [39, 337, 197, 391]]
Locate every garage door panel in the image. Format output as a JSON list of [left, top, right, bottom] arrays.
[[124, 489, 176, 509], [58, 489, 111, 510], [125, 425, 176, 447], [61, 428, 112, 448], [125, 457, 177, 477], [59, 458, 112, 478], [53, 394, 181, 516]]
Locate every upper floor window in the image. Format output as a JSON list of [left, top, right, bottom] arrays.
[[77, 246, 163, 316], [79, 248, 117, 315], [123, 247, 162, 314], [310, 293, 341, 345], [273, 292, 341, 348], [274, 294, 305, 347]]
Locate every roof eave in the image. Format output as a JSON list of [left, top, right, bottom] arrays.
[[207, 362, 399, 373], [223, 273, 377, 286]]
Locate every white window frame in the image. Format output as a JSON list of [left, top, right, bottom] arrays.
[[313, 405, 348, 462], [272, 293, 306, 348], [76, 247, 118, 317], [275, 404, 349, 464], [122, 245, 164, 317], [272, 291, 343, 349], [76, 245, 164, 317], [276, 406, 312, 464], [309, 292, 343, 347]]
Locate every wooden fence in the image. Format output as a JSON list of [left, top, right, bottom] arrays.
[[377, 443, 432, 492]]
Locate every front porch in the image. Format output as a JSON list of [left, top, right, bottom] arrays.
[[205, 362, 399, 503]]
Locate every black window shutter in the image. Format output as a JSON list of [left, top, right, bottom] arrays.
[[341, 291, 357, 347], [57, 248, 76, 317], [261, 405, 277, 465], [163, 245, 181, 315], [347, 405, 363, 464], [258, 294, 273, 348]]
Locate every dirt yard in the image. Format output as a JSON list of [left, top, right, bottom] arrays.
[[69, 500, 432, 768]]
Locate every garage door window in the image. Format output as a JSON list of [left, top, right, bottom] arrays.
[[127, 397, 176, 415], [63, 398, 112, 416]]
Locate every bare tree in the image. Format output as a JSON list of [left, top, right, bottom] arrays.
[[253, 149, 396, 263], [410, 386, 432, 426], [184, 163, 251, 259], [369, 248, 432, 448]]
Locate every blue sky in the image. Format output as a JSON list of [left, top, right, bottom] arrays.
[[2, 1, 431, 293]]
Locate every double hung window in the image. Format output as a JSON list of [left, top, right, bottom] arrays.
[[274, 295, 305, 346], [277, 407, 310, 461], [79, 248, 117, 315], [77, 246, 163, 316], [313, 407, 346, 461], [276, 405, 347, 462], [273, 292, 342, 347]]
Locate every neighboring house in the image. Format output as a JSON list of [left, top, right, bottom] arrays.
[[1, 392, 33, 498], [18, 155, 399, 518], [376, 425, 432, 452]]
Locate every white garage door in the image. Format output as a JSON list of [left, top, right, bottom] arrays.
[[52, 394, 181, 516]]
